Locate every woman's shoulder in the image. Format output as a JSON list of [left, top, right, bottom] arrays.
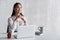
[[8, 16, 15, 20], [8, 17, 12, 21], [8, 16, 14, 20]]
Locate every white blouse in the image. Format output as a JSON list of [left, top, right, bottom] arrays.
[[8, 16, 27, 34]]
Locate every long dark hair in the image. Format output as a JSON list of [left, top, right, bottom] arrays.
[[11, 2, 24, 16]]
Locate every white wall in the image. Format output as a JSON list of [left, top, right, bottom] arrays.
[[47, 0, 60, 35]]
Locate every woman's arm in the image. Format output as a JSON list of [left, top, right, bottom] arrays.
[[21, 16, 28, 25], [8, 18, 17, 34], [8, 18, 14, 26]]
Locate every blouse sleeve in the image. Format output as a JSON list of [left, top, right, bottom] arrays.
[[8, 18, 13, 26], [8, 18, 17, 33]]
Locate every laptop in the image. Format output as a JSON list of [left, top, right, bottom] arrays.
[[17, 25, 35, 39]]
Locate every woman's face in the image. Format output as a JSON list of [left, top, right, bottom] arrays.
[[14, 4, 22, 16]]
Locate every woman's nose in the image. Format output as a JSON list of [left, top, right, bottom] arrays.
[[16, 8, 19, 11]]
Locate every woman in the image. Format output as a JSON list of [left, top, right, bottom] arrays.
[[7, 2, 27, 39]]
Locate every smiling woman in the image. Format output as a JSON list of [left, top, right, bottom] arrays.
[[7, 2, 27, 39]]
